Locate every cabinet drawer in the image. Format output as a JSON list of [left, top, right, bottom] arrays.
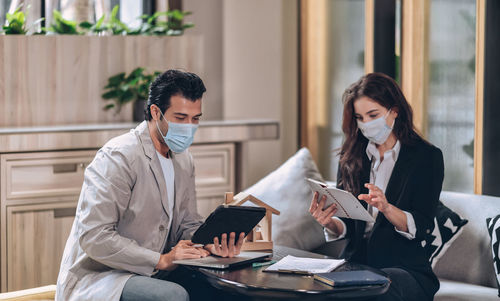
[[1, 151, 96, 200], [5, 202, 77, 291], [190, 144, 235, 198]]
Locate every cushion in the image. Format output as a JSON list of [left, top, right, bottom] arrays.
[[421, 201, 468, 268], [242, 147, 326, 251], [486, 214, 500, 297], [0, 284, 56, 300], [433, 191, 499, 288]]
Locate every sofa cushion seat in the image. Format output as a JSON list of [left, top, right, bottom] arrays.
[[435, 279, 498, 301]]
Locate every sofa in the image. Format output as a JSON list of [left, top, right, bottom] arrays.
[[242, 148, 499, 301]]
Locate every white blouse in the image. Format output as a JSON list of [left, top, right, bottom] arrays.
[[325, 140, 417, 242]]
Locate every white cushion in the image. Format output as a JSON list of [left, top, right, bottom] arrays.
[[242, 148, 326, 251]]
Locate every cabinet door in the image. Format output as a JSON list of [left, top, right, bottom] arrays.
[[6, 202, 76, 292], [190, 144, 235, 218]]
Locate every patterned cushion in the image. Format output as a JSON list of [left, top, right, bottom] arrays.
[[421, 201, 468, 267], [486, 215, 500, 297]]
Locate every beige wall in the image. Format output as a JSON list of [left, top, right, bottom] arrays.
[[185, 0, 299, 188], [184, 0, 224, 120], [223, 0, 299, 187]]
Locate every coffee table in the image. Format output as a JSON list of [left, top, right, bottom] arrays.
[[187, 245, 390, 300]]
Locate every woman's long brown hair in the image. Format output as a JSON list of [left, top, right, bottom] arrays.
[[338, 73, 425, 195]]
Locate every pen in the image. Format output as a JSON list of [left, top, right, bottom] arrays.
[[277, 269, 312, 275], [252, 260, 276, 268]]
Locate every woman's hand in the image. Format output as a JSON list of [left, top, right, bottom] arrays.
[[358, 183, 409, 232], [204, 232, 245, 258], [309, 192, 338, 227], [156, 240, 210, 271], [358, 183, 390, 213]]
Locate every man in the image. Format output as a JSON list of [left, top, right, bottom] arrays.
[[56, 70, 245, 301]]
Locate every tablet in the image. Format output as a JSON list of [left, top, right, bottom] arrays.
[[191, 205, 266, 245]]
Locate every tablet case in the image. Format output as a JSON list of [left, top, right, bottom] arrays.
[[192, 205, 266, 244]]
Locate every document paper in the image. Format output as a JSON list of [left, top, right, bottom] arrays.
[[307, 178, 375, 222], [264, 255, 345, 274]]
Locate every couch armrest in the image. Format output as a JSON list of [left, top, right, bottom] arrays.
[[0, 285, 56, 301]]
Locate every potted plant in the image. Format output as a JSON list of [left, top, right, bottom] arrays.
[[102, 67, 160, 122], [2, 5, 43, 34]]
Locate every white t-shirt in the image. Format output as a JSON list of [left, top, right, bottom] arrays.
[[156, 151, 175, 231]]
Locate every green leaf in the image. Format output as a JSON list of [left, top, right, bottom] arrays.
[[79, 21, 93, 29], [50, 9, 79, 34], [103, 104, 115, 110], [110, 5, 119, 19], [95, 14, 105, 28], [107, 73, 126, 85], [129, 67, 145, 78], [170, 10, 184, 21], [102, 90, 119, 99]]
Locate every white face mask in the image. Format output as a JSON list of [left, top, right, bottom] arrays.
[[357, 109, 394, 145]]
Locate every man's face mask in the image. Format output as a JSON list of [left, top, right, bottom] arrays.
[[156, 109, 198, 153], [357, 109, 394, 145]]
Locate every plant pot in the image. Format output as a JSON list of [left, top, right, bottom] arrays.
[[133, 99, 147, 122]]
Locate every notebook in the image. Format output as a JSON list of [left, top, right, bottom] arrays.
[[314, 270, 390, 287], [263, 255, 345, 275], [307, 178, 375, 222], [173, 251, 272, 269]]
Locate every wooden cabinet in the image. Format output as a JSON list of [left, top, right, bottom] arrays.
[[0, 144, 235, 292], [0, 150, 96, 292]]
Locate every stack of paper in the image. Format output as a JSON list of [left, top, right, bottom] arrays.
[[263, 255, 345, 275]]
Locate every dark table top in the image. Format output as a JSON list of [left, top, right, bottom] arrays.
[[188, 245, 390, 300]]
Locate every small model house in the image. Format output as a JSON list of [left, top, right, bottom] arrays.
[[225, 192, 280, 251]]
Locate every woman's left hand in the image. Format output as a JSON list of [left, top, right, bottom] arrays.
[[358, 183, 391, 213]]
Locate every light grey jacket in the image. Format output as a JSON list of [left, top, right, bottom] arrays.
[[56, 121, 202, 301]]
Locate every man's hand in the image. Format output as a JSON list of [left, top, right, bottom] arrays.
[[156, 240, 210, 271], [204, 232, 245, 258]]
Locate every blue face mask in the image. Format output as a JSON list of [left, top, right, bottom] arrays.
[[156, 111, 198, 153]]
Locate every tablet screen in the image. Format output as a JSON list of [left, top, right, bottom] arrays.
[[191, 205, 266, 245]]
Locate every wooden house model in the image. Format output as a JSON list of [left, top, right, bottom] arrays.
[[224, 192, 280, 251]]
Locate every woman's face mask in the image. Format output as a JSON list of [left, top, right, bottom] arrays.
[[357, 109, 394, 145], [156, 110, 198, 153]]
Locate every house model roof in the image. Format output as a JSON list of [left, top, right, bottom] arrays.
[[227, 192, 280, 215]]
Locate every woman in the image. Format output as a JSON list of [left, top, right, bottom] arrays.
[[309, 73, 444, 301]]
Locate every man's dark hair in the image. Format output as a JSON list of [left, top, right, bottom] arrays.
[[145, 69, 206, 120]]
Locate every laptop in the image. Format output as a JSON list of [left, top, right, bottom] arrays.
[[173, 251, 272, 269]]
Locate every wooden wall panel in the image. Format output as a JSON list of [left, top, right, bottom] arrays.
[[401, 0, 430, 136], [0, 35, 204, 127], [299, 0, 328, 163], [474, 0, 485, 194]]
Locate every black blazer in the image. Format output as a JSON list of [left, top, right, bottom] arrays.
[[338, 140, 444, 300]]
